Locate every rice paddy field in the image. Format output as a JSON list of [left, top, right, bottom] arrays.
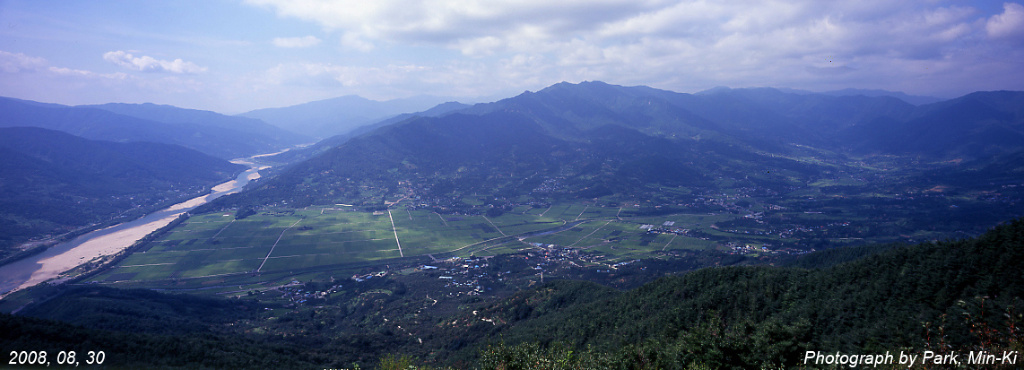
[[86, 202, 739, 292]]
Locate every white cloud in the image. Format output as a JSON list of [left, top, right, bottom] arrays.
[[103, 51, 207, 74], [0, 50, 48, 73], [456, 36, 504, 57], [0, 49, 210, 111], [253, 58, 544, 101], [235, 0, 1024, 103], [243, 0, 666, 48], [8, 1, 1019, 113], [340, 33, 375, 52], [272, 35, 322, 48], [242, 1, 990, 68], [0, 50, 127, 79], [48, 66, 128, 80], [987, 2, 1024, 39]]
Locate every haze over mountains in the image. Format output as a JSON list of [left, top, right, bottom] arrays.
[[814, 88, 942, 105], [261, 100, 473, 164], [3, 81, 1022, 236], [212, 81, 1024, 213], [239, 95, 452, 139], [0, 97, 307, 160]]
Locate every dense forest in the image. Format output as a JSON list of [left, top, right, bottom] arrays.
[[430, 218, 1024, 368]]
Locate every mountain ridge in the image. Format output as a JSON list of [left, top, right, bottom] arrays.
[[239, 94, 450, 138], [84, 102, 308, 146], [203, 81, 1024, 213], [0, 97, 305, 160]]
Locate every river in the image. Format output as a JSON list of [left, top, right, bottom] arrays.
[[0, 158, 267, 298]]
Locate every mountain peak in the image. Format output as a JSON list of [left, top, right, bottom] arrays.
[[239, 94, 450, 138]]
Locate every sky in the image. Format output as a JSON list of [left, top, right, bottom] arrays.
[[1, 0, 1023, 114]]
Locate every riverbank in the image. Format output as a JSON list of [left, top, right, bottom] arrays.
[[0, 182, 229, 269], [0, 157, 266, 299]]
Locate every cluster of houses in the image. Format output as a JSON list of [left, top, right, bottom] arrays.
[[351, 271, 388, 282], [276, 280, 340, 305], [641, 223, 711, 241], [726, 242, 777, 255], [417, 257, 494, 296]]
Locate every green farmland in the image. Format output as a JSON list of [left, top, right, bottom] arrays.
[[87, 206, 560, 287], [86, 203, 741, 291], [86, 194, 921, 294]]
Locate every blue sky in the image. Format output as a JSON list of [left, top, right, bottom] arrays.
[[1, 0, 1023, 113]]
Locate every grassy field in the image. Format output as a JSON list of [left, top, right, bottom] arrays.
[[518, 214, 722, 262], [63, 191, 975, 300], [87, 199, 891, 292], [88, 205, 586, 290]]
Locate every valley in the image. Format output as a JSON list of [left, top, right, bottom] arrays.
[[74, 161, 1022, 298], [7, 2, 1024, 367], [0, 158, 264, 298], [1, 81, 1022, 369]]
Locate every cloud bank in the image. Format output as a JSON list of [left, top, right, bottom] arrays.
[[2, 1, 1020, 113], [0, 50, 48, 73], [103, 51, 207, 74], [242, 0, 1024, 100], [987, 2, 1024, 39]]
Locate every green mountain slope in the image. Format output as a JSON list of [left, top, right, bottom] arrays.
[[262, 101, 472, 165], [207, 82, 838, 212], [442, 218, 1024, 368], [0, 127, 245, 257], [207, 109, 820, 212], [687, 86, 918, 145], [844, 91, 1024, 159]]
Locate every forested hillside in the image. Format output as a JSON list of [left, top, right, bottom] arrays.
[[453, 218, 1024, 368], [0, 127, 244, 260], [203, 82, 1024, 218]]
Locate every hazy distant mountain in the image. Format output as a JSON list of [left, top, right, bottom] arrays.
[[675, 86, 1024, 159], [239, 95, 449, 138], [687, 86, 918, 143], [737, 87, 943, 106], [0, 127, 244, 255], [85, 102, 308, 146], [262, 101, 472, 164], [0, 97, 305, 160], [845, 91, 1024, 159], [819, 88, 943, 105]]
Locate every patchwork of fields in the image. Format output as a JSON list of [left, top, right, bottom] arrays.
[[89, 203, 732, 290]]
